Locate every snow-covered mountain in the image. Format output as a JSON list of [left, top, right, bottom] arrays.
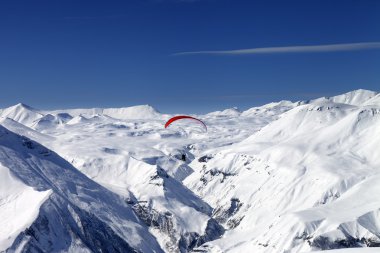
[[185, 99, 380, 252], [0, 125, 163, 253], [0, 103, 44, 126], [48, 104, 162, 120], [310, 89, 378, 106], [1, 89, 379, 253], [206, 107, 241, 117]]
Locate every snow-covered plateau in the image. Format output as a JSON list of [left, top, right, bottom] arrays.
[[0, 89, 380, 253]]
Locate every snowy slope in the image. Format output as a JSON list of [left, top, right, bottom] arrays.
[[306, 249, 380, 253], [1, 89, 379, 253], [184, 91, 380, 252], [310, 89, 378, 106], [48, 104, 162, 120], [0, 164, 51, 252], [22, 116, 226, 252], [241, 100, 296, 117], [0, 103, 44, 126], [0, 125, 163, 253], [31, 113, 73, 130], [363, 93, 380, 106], [206, 107, 241, 117], [103, 105, 162, 119]]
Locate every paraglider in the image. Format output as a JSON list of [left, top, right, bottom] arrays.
[[164, 115, 207, 132]]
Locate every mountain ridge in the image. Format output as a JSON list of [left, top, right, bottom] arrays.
[[1, 89, 380, 252]]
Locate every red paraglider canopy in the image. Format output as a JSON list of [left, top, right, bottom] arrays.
[[164, 115, 207, 131]]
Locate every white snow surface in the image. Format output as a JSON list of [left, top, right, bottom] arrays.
[[0, 89, 380, 253], [305, 249, 380, 253], [0, 164, 51, 251], [0, 103, 43, 126], [0, 123, 164, 252], [48, 104, 162, 119]]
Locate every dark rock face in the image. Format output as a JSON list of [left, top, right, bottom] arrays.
[[179, 219, 225, 253], [132, 203, 225, 253], [311, 235, 380, 250], [200, 169, 236, 185], [198, 155, 214, 163], [312, 235, 361, 249], [198, 219, 225, 246], [132, 204, 175, 236], [7, 195, 138, 253], [213, 198, 244, 229], [131, 203, 179, 251], [131, 201, 225, 252]]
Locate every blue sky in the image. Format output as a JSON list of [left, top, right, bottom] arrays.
[[0, 0, 379, 113]]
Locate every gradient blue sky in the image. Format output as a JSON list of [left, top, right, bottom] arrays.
[[1, 0, 379, 113]]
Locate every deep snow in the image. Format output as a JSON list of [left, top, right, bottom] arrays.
[[0, 89, 380, 253]]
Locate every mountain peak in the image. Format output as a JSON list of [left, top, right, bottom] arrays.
[[0, 103, 43, 126], [102, 104, 161, 119], [206, 107, 241, 117], [7, 103, 37, 111], [323, 89, 378, 106]]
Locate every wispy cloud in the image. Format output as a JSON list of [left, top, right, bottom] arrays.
[[174, 42, 380, 56]]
